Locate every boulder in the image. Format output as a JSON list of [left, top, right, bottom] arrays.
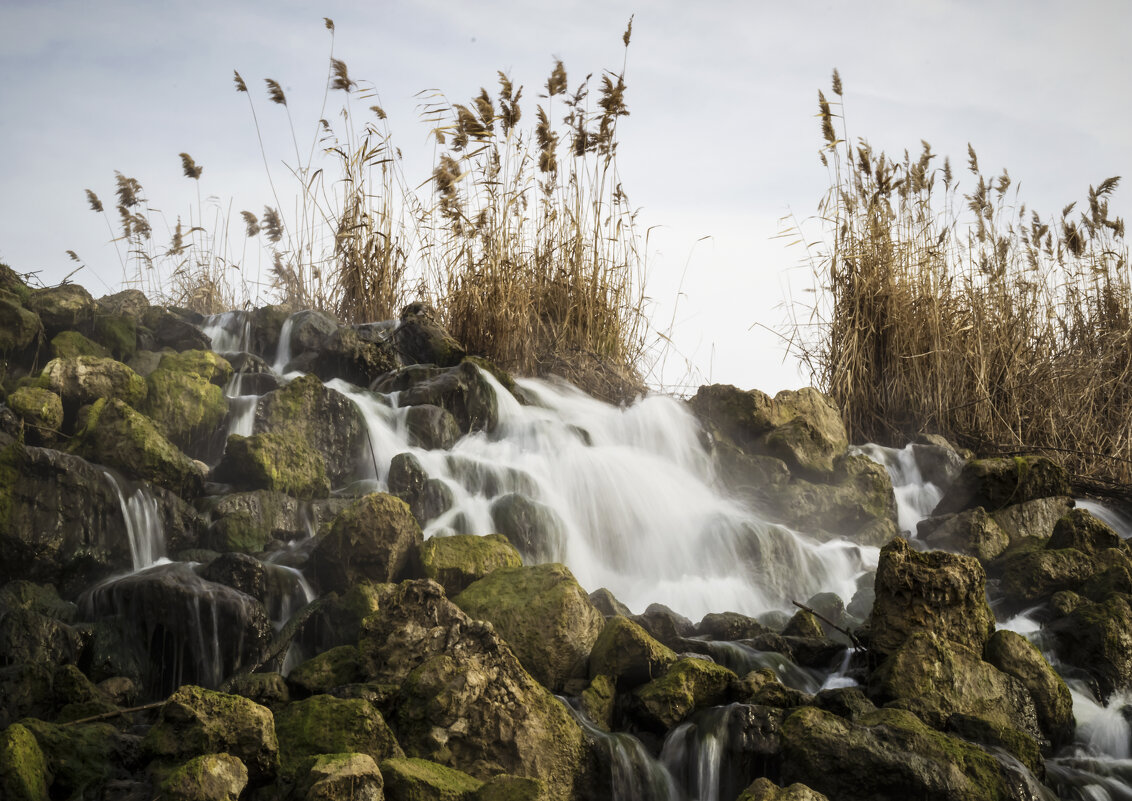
[[295, 752, 384, 801], [203, 491, 304, 553], [144, 685, 278, 782], [779, 706, 1025, 801], [26, 284, 95, 336], [0, 664, 54, 732], [910, 436, 965, 488], [869, 537, 995, 657], [19, 718, 133, 800], [358, 580, 588, 800], [405, 404, 461, 450], [419, 534, 523, 596], [373, 362, 499, 434], [381, 756, 482, 800], [630, 657, 737, 731], [199, 552, 269, 602], [489, 493, 566, 563], [917, 508, 1010, 562], [155, 753, 248, 801], [632, 603, 695, 649], [932, 456, 1070, 516], [992, 536, 1123, 608], [1048, 592, 1132, 700], [991, 496, 1074, 544], [283, 309, 339, 366], [50, 330, 108, 360], [143, 350, 231, 456], [588, 588, 632, 618], [91, 312, 139, 362], [142, 307, 213, 352], [0, 294, 43, 355], [453, 563, 604, 692], [696, 611, 772, 641], [1048, 508, 1126, 554], [393, 303, 466, 368], [588, 615, 677, 691], [983, 629, 1074, 748], [7, 387, 63, 445], [286, 646, 364, 697], [738, 778, 830, 801], [41, 356, 147, 413], [213, 433, 330, 500], [309, 493, 422, 593], [275, 695, 402, 778], [97, 289, 150, 321], [0, 722, 49, 801], [254, 374, 367, 486], [470, 775, 545, 801], [579, 674, 615, 731], [288, 323, 400, 388], [73, 398, 205, 497]]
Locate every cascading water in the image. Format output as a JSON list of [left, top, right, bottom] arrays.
[[202, 311, 260, 440], [99, 468, 166, 571]]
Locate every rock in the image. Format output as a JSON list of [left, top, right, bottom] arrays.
[[41, 355, 148, 414], [983, 629, 1074, 748], [248, 306, 291, 362], [944, 714, 1043, 776], [453, 563, 604, 692], [393, 303, 466, 368], [284, 309, 340, 366], [632, 603, 695, 649], [738, 778, 830, 801], [143, 350, 231, 456], [27, 283, 95, 336], [917, 507, 1010, 562], [779, 706, 1022, 801], [580, 674, 615, 731], [213, 433, 330, 500], [143, 307, 213, 352], [310, 493, 422, 593], [0, 294, 43, 354], [199, 552, 269, 602], [289, 323, 400, 388], [1048, 593, 1132, 701], [0, 598, 82, 669], [405, 404, 461, 450], [1048, 508, 1126, 554], [296, 752, 384, 801], [382, 756, 483, 800], [868, 631, 1039, 740], [73, 398, 205, 497], [470, 774, 545, 801], [869, 537, 995, 657], [144, 685, 278, 781], [588, 615, 677, 690], [389, 452, 427, 499], [373, 362, 498, 434], [489, 493, 566, 563], [92, 313, 139, 362], [419, 534, 523, 596], [275, 694, 402, 778], [19, 718, 133, 800], [782, 610, 823, 639], [696, 611, 771, 641], [910, 436, 965, 489], [298, 581, 389, 655], [358, 580, 588, 800], [155, 753, 248, 801], [254, 374, 367, 486], [286, 646, 364, 697], [688, 384, 777, 451], [97, 289, 150, 321], [813, 687, 876, 722], [933, 456, 1070, 516], [50, 330, 108, 360], [203, 490, 306, 553], [991, 496, 1074, 544], [225, 672, 288, 711], [7, 387, 63, 445], [630, 657, 737, 731], [0, 722, 49, 801], [588, 588, 632, 618], [993, 539, 1109, 607]]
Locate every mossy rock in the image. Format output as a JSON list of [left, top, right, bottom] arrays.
[[469, 774, 545, 801], [309, 493, 421, 592], [0, 295, 42, 355], [738, 778, 830, 801], [990, 496, 1074, 544], [155, 753, 248, 801], [579, 674, 615, 731], [631, 657, 737, 731], [1048, 592, 1132, 701], [1048, 508, 1126, 555], [274, 694, 402, 778], [295, 752, 384, 801], [203, 490, 307, 553], [453, 563, 604, 692], [419, 533, 522, 596], [50, 331, 108, 360], [933, 455, 1071, 516], [489, 493, 566, 563], [917, 507, 1010, 562], [214, 433, 330, 500], [20, 718, 126, 801], [944, 714, 1043, 776], [994, 542, 1104, 606], [286, 645, 364, 697], [393, 303, 467, 368], [588, 615, 677, 691], [144, 350, 231, 453], [0, 722, 49, 801], [73, 398, 205, 496], [983, 630, 1074, 750], [91, 313, 137, 362], [143, 685, 279, 782], [41, 356, 147, 411], [382, 756, 482, 800], [26, 284, 95, 336], [7, 387, 62, 445]]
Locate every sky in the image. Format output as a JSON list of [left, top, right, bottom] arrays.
[[1, 0, 1129, 394]]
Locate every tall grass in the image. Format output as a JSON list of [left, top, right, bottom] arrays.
[[78, 19, 646, 394], [791, 70, 1131, 483]]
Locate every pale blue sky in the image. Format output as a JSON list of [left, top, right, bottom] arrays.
[[2, 0, 1128, 393]]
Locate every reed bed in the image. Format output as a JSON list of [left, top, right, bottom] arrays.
[[791, 70, 1131, 484]]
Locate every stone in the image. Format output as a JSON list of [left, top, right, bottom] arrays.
[[419, 534, 523, 596], [381, 756, 481, 800], [1048, 593, 1132, 701], [579, 674, 615, 731], [97, 289, 150, 321], [405, 404, 461, 450], [296, 752, 384, 801], [213, 433, 330, 500], [7, 387, 63, 445], [286, 646, 364, 697], [588, 615, 677, 691], [470, 774, 545, 801], [41, 355, 148, 412], [373, 362, 498, 434], [917, 507, 1010, 562], [489, 493, 566, 563], [632, 603, 695, 649], [142, 307, 213, 351], [0, 295, 42, 354], [588, 588, 633, 618], [1048, 508, 1126, 554], [203, 490, 306, 553], [869, 537, 995, 657], [310, 493, 422, 593], [910, 436, 965, 489], [630, 657, 737, 731], [155, 753, 248, 801], [0, 722, 49, 801], [991, 496, 1074, 544], [19, 719, 131, 800], [696, 611, 771, 641], [199, 552, 269, 602], [144, 685, 279, 782], [50, 330, 108, 360], [933, 456, 1070, 516], [275, 694, 402, 778], [393, 303, 466, 367], [738, 778, 830, 801], [453, 563, 604, 692], [983, 629, 1074, 748], [143, 350, 232, 456], [92, 313, 139, 362], [26, 284, 95, 336]]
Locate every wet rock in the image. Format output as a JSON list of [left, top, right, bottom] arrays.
[[50, 330, 108, 360], [405, 403, 461, 450], [983, 629, 1074, 749], [630, 657, 738, 731], [779, 706, 1022, 801], [0, 604, 82, 669], [1048, 508, 1126, 554], [199, 552, 269, 602], [868, 631, 1039, 740], [143, 350, 231, 457], [0, 721, 50, 801], [286, 645, 364, 698], [588, 615, 677, 691], [580, 674, 615, 731], [213, 433, 330, 500], [910, 435, 966, 489], [389, 452, 427, 499], [932, 455, 1070, 516], [588, 588, 632, 618], [155, 753, 248, 801], [393, 303, 466, 368], [97, 289, 150, 321], [991, 496, 1074, 544], [782, 610, 823, 640], [310, 493, 422, 593], [298, 581, 389, 655], [144, 685, 278, 782], [7, 387, 63, 445], [696, 611, 772, 641], [471, 774, 545, 801], [225, 672, 289, 711], [813, 687, 876, 722], [0, 293, 43, 355], [41, 355, 148, 415], [223, 352, 279, 395], [917, 507, 1010, 562], [373, 361, 498, 434], [992, 536, 1121, 608], [381, 756, 481, 800], [1048, 592, 1132, 701], [20, 718, 137, 801], [358, 580, 588, 800], [203, 490, 307, 553], [295, 752, 384, 801], [275, 694, 402, 778], [738, 778, 830, 801], [632, 603, 695, 650], [289, 322, 400, 388], [142, 307, 213, 352], [73, 398, 205, 497], [254, 374, 367, 486], [284, 309, 339, 365], [453, 563, 604, 692], [27, 283, 95, 337], [91, 312, 139, 362], [248, 306, 290, 362], [869, 537, 995, 657], [490, 493, 566, 563], [419, 533, 523, 596], [0, 664, 54, 729]]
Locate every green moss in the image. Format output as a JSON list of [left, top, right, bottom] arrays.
[[470, 775, 546, 801], [287, 645, 363, 696], [157, 349, 233, 386], [580, 674, 615, 731], [0, 723, 49, 801], [144, 357, 229, 450], [50, 331, 108, 360], [420, 533, 523, 595], [91, 314, 137, 362], [7, 387, 63, 438], [157, 753, 248, 801], [380, 756, 483, 801], [633, 658, 737, 729], [0, 295, 42, 354], [41, 356, 148, 408], [20, 719, 119, 801], [589, 616, 677, 690], [275, 695, 401, 778], [218, 433, 329, 499]]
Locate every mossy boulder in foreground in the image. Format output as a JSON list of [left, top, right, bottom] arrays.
[[274, 694, 402, 778], [418, 533, 522, 596], [0, 722, 49, 801], [155, 753, 248, 801], [381, 756, 482, 801], [295, 752, 384, 801], [588, 615, 678, 691], [143, 349, 231, 455]]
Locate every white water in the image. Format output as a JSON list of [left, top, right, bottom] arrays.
[[330, 373, 876, 621], [202, 311, 260, 440], [100, 468, 166, 571], [854, 443, 943, 535]]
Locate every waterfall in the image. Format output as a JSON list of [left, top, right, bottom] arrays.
[[100, 468, 166, 571], [854, 443, 942, 535]]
